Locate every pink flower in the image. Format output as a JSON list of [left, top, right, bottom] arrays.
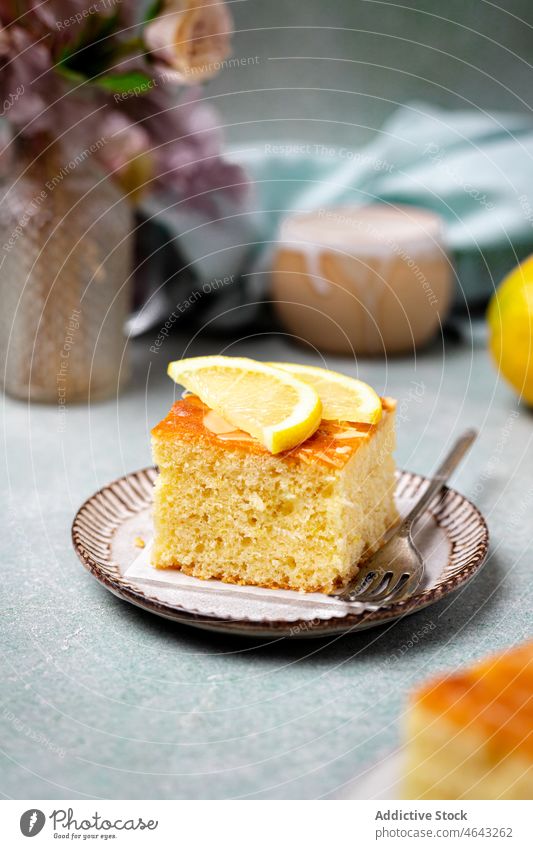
[[0, 1, 247, 210], [145, 0, 232, 84], [0, 24, 56, 133], [97, 112, 154, 203], [122, 85, 247, 211]]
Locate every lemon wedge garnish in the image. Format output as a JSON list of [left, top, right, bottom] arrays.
[[268, 362, 382, 424], [167, 356, 322, 454]]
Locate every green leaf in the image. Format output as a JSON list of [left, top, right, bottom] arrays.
[[94, 71, 154, 94], [142, 0, 164, 25], [56, 12, 121, 78], [56, 65, 87, 85]]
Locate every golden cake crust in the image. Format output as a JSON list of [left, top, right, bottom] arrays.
[[411, 641, 533, 759], [152, 394, 396, 469]]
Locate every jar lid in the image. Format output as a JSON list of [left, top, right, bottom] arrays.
[[278, 204, 446, 258]]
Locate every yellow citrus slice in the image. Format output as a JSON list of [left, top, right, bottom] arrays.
[[268, 362, 382, 424], [167, 356, 322, 454]]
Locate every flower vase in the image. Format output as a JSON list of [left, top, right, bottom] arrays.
[[0, 140, 133, 404]]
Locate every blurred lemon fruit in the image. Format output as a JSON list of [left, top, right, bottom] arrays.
[[487, 256, 533, 405]]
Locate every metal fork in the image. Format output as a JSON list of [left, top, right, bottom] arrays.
[[334, 428, 478, 606]]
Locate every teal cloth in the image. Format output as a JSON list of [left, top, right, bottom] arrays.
[[145, 103, 533, 329]]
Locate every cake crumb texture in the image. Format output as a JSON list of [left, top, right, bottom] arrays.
[[404, 641, 533, 800], [151, 395, 398, 593]]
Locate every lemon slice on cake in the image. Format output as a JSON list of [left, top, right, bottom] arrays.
[[268, 362, 382, 424], [167, 356, 322, 454]]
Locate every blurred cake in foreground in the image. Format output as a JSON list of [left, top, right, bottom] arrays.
[[151, 357, 398, 593], [404, 641, 533, 800]]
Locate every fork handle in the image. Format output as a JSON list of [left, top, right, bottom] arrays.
[[400, 428, 477, 534]]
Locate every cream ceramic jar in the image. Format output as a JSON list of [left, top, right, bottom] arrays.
[[271, 205, 453, 355]]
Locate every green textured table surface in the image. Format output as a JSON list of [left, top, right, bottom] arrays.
[[2, 323, 532, 800]]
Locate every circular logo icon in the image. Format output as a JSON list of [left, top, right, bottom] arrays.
[[20, 810, 46, 837]]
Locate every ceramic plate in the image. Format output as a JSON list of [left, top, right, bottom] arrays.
[[71, 468, 489, 639]]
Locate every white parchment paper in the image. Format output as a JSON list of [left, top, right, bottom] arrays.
[[121, 496, 449, 624]]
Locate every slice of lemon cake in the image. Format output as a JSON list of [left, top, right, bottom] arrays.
[[403, 641, 533, 800], [151, 357, 398, 594]]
